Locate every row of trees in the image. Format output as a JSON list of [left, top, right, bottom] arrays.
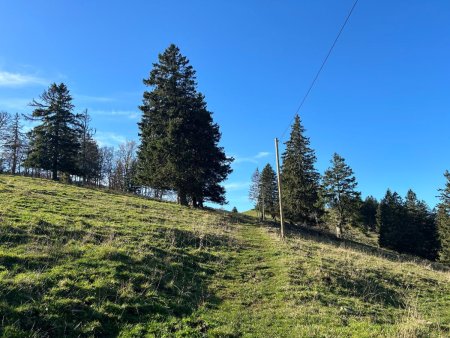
[[378, 189, 439, 260], [249, 114, 449, 264], [249, 115, 360, 236], [0, 107, 139, 194], [1, 44, 232, 206]]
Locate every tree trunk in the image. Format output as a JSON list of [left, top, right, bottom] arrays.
[[178, 191, 188, 206], [336, 223, 342, 238]]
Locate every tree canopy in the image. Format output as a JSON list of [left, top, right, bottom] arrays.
[[26, 83, 81, 180], [137, 44, 232, 206], [281, 114, 322, 225], [323, 153, 360, 237], [437, 171, 450, 264]]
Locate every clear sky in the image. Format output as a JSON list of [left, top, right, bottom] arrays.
[[0, 0, 449, 211]]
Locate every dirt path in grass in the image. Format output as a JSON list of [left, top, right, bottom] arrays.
[[203, 223, 296, 337]]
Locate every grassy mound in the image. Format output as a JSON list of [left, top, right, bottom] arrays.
[[0, 175, 449, 337]]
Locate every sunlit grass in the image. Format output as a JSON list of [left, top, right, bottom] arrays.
[[0, 175, 449, 337]]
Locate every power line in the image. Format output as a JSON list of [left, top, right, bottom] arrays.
[[280, 0, 359, 140]]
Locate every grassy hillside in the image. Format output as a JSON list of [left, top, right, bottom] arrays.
[[0, 175, 449, 337]]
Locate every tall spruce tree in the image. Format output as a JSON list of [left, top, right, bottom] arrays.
[[260, 164, 279, 220], [323, 153, 360, 237], [281, 114, 322, 225], [137, 44, 232, 206], [27, 83, 80, 180], [437, 170, 450, 264]]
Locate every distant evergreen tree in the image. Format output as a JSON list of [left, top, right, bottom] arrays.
[[360, 196, 379, 232], [26, 83, 80, 180], [232, 206, 238, 213], [437, 171, 450, 264], [378, 190, 405, 250], [137, 44, 232, 206], [260, 164, 279, 220], [323, 153, 360, 237], [404, 190, 439, 260], [403, 190, 439, 260], [378, 189, 439, 260], [281, 114, 322, 225]]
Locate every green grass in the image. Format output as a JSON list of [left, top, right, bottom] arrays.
[[0, 175, 449, 337]]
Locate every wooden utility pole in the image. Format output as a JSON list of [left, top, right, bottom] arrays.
[[274, 138, 285, 239]]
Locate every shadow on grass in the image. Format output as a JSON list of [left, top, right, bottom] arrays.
[[0, 223, 233, 337], [264, 222, 450, 273]]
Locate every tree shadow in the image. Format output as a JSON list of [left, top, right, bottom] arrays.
[[280, 222, 450, 273], [0, 223, 234, 337]]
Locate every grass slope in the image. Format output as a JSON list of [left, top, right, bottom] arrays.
[[0, 175, 449, 337]]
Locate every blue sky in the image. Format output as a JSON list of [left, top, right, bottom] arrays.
[[0, 0, 449, 211]]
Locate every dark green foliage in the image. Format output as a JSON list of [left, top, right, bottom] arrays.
[[360, 196, 379, 232], [281, 115, 322, 225], [378, 190, 404, 250], [260, 164, 279, 220], [137, 44, 232, 206], [437, 170, 450, 264], [404, 190, 439, 260], [232, 206, 238, 213], [26, 83, 81, 180], [323, 153, 360, 237], [378, 189, 439, 260]]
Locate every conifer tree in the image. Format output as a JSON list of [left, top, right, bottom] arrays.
[[323, 153, 360, 237], [137, 44, 232, 206], [281, 114, 321, 225], [437, 170, 450, 264], [403, 190, 439, 260], [360, 195, 378, 232], [27, 83, 80, 180], [378, 189, 438, 259], [378, 190, 405, 250], [260, 164, 279, 220]]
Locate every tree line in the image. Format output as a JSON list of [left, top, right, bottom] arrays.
[[249, 115, 449, 264], [0, 106, 140, 193], [0, 44, 232, 206]]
